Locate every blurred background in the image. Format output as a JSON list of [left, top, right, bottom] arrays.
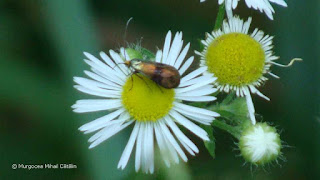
[[1, 0, 319, 179]]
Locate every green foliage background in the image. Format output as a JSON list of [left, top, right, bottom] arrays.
[[1, 0, 319, 179]]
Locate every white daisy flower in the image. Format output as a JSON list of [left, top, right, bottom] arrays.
[[200, 0, 287, 20], [196, 16, 301, 125], [239, 122, 281, 165], [72, 31, 219, 174]]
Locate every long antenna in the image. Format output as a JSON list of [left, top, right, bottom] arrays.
[[121, 17, 134, 76], [122, 17, 134, 61], [124, 17, 133, 49]]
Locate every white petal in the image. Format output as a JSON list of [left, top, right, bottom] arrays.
[[142, 122, 154, 173], [99, 51, 127, 77], [162, 31, 172, 63], [135, 122, 144, 172], [178, 56, 194, 75], [84, 60, 125, 84], [173, 106, 214, 123], [155, 50, 162, 63], [225, 0, 232, 10], [249, 85, 270, 101], [72, 99, 122, 113], [174, 102, 219, 117], [174, 43, 190, 69], [167, 32, 183, 66], [120, 47, 130, 61], [164, 116, 199, 154], [269, 0, 287, 7], [175, 96, 216, 102], [180, 67, 207, 84], [109, 50, 128, 74], [143, 123, 149, 173], [156, 121, 180, 163], [86, 114, 129, 138], [89, 120, 133, 149], [74, 77, 119, 92], [88, 124, 118, 143], [169, 110, 209, 141], [148, 123, 154, 173], [268, 72, 279, 79], [179, 75, 215, 88], [79, 108, 125, 131], [84, 70, 121, 90], [232, 0, 239, 9], [183, 113, 212, 125], [158, 120, 188, 162], [118, 122, 140, 169], [154, 121, 173, 166], [84, 52, 127, 81], [175, 77, 216, 94], [177, 87, 216, 97], [244, 88, 256, 125], [84, 113, 130, 134], [74, 85, 121, 98]]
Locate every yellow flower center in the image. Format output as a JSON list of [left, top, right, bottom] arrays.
[[121, 74, 175, 122], [205, 33, 265, 86]]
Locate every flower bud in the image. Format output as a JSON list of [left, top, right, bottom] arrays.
[[239, 122, 281, 165]]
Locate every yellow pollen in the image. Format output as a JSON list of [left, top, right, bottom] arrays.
[[121, 74, 175, 122], [205, 33, 265, 86]]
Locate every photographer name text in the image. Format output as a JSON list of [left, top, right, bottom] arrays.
[[12, 163, 77, 170]]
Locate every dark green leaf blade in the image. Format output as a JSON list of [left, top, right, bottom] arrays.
[[201, 125, 216, 159]]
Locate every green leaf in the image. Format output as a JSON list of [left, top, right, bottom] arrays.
[[209, 96, 249, 125], [225, 97, 248, 117], [188, 101, 209, 108], [214, 3, 226, 30], [201, 125, 216, 159], [221, 92, 235, 105], [212, 120, 242, 139]]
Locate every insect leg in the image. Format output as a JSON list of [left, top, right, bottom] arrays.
[[135, 72, 152, 92], [129, 70, 143, 91], [156, 84, 164, 93], [129, 75, 134, 91], [127, 70, 135, 91]]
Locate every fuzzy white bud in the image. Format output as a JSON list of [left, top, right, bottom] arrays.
[[239, 122, 281, 165]]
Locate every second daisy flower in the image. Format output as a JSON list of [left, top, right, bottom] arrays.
[[196, 16, 280, 125]]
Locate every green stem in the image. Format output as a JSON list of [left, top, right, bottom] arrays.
[[214, 3, 225, 30], [212, 120, 241, 139]]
